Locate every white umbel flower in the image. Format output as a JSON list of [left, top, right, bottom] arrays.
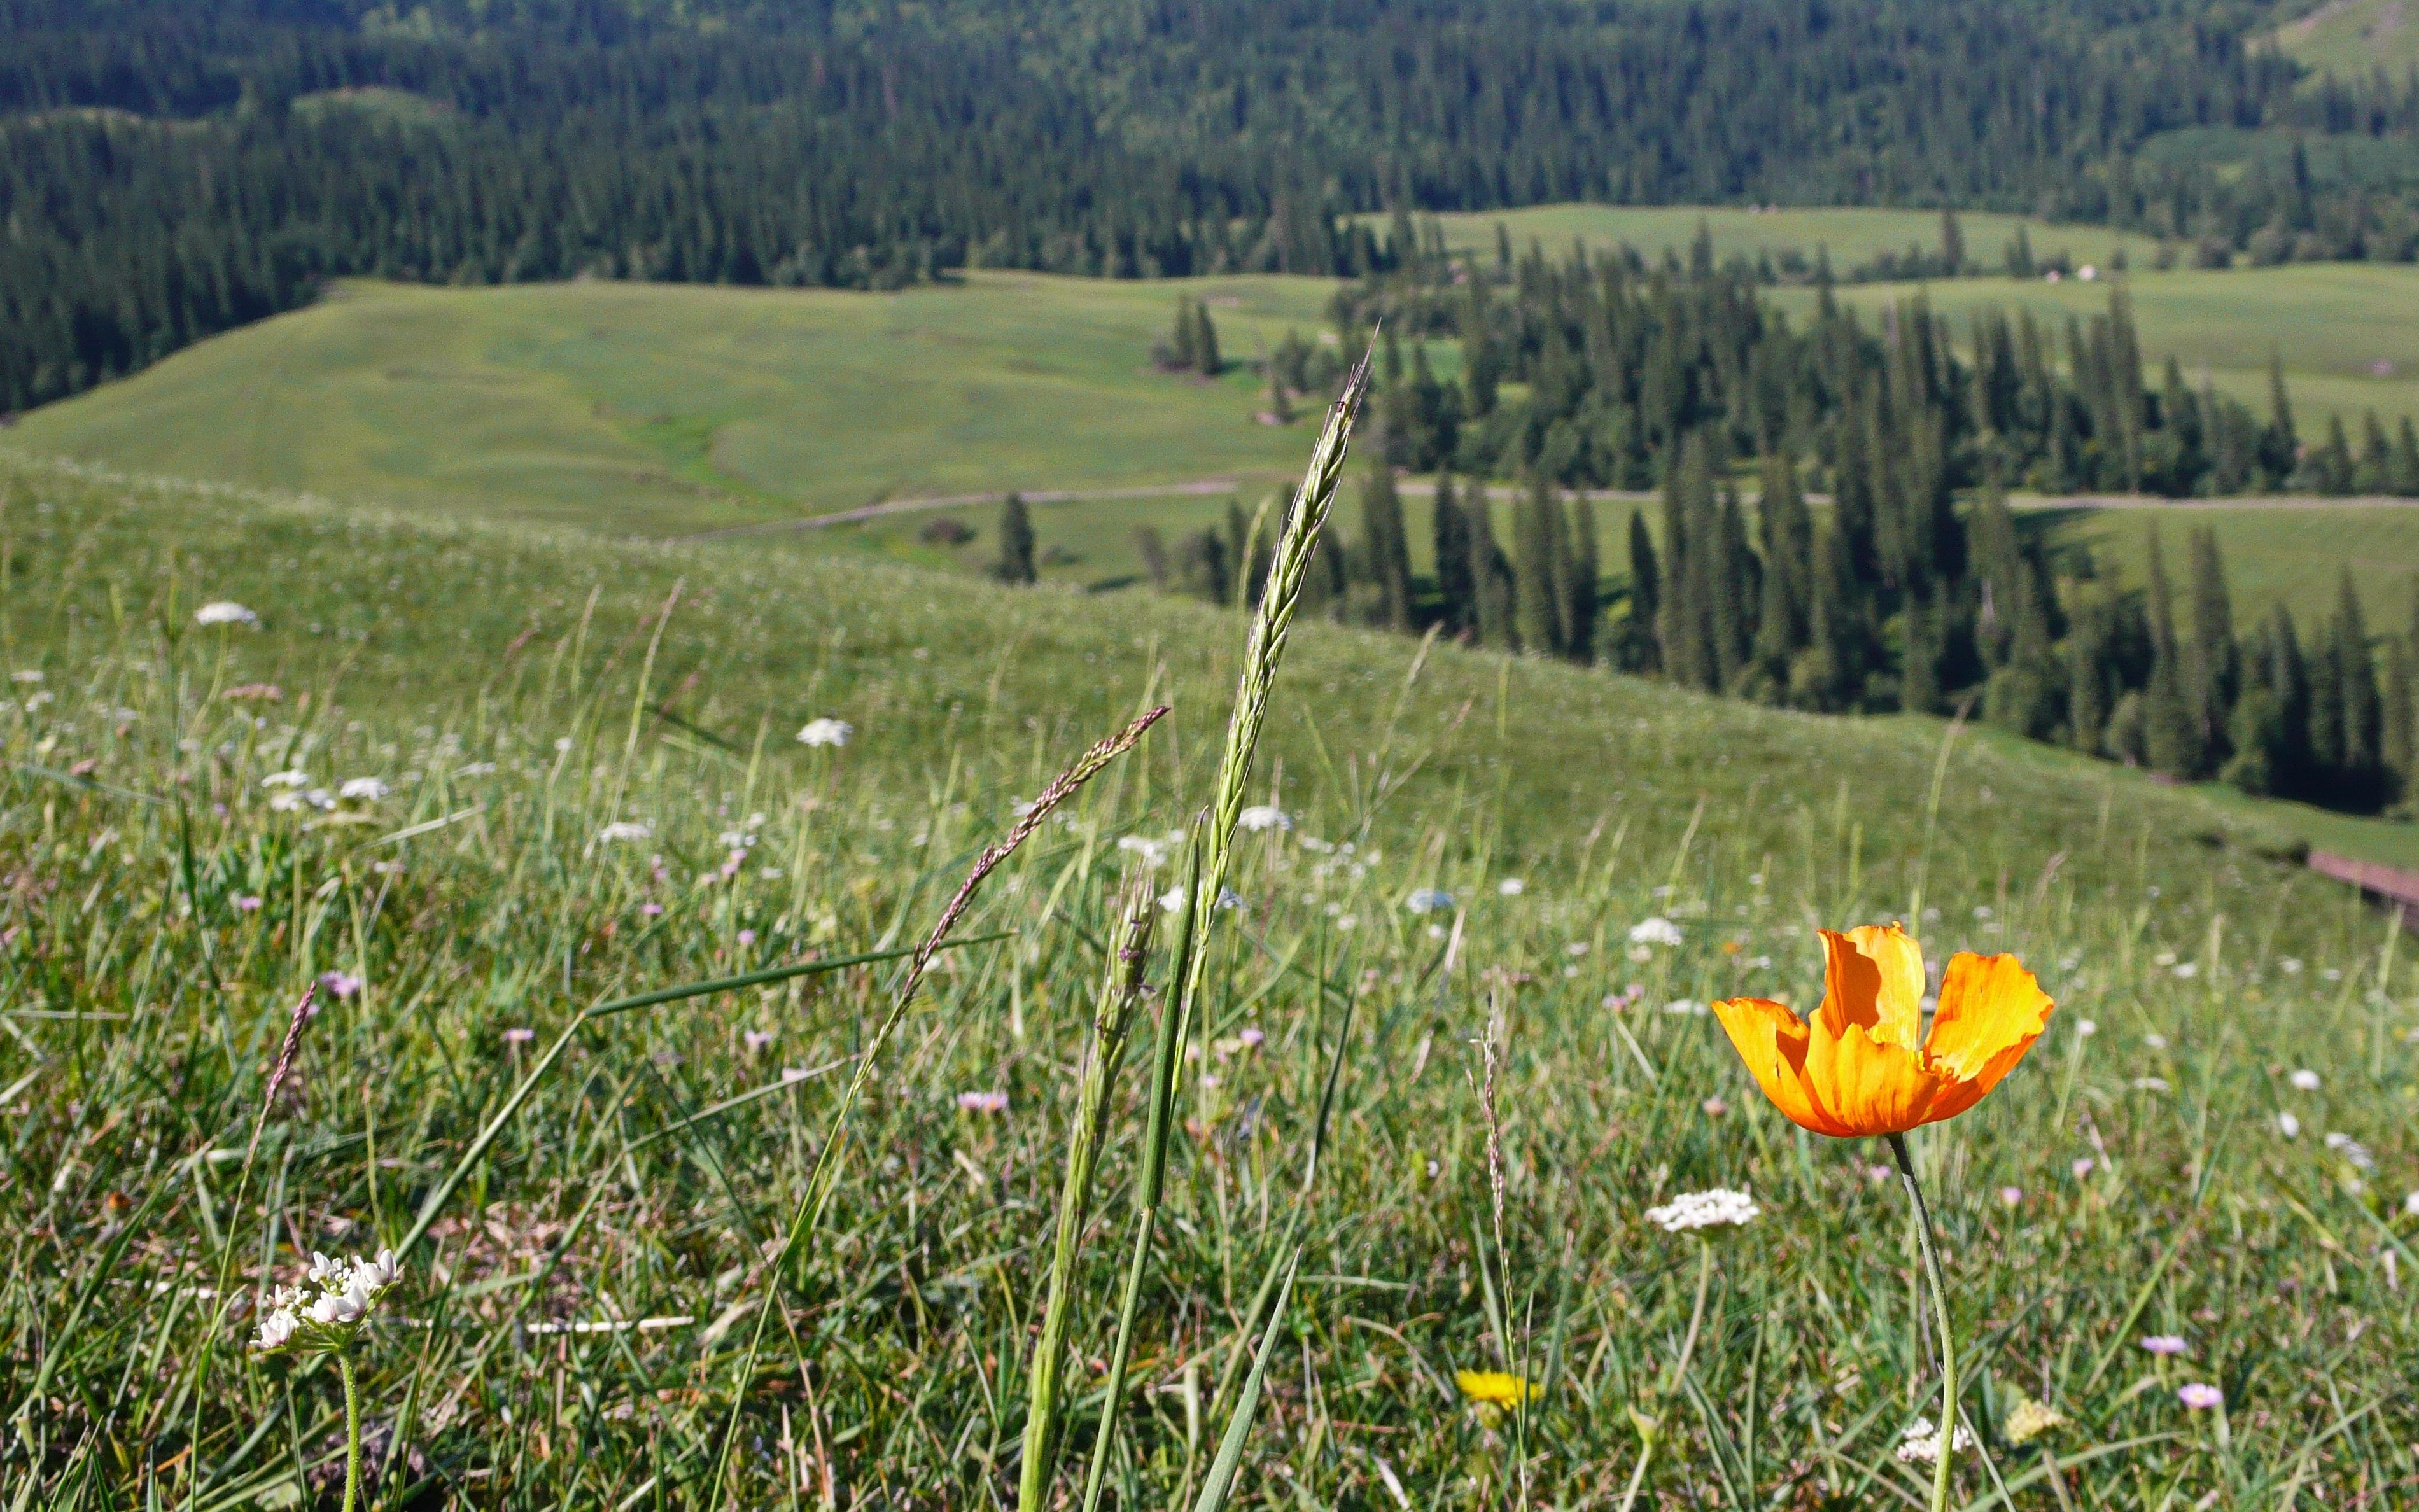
[[796, 717, 853, 748], [1644, 1187, 1760, 1232], [195, 601, 259, 627], [260, 769, 311, 788], [1629, 917, 1685, 947], [1238, 804, 1291, 832], [338, 777, 389, 802], [1895, 1417, 1975, 1464], [253, 1248, 403, 1357], [597, 821, 652, 843]]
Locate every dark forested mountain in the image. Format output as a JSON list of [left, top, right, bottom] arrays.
[[3, 0, 2416, 411]]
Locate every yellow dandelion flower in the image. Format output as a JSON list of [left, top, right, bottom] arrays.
[[2003, 1388, 2068, 1445], [1454, 1369, 1539, 1409]]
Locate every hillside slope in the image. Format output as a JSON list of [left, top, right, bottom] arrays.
[[0, 453, 2410, 1504]]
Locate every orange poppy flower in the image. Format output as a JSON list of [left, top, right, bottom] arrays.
[[1711, 923, 2052, 1137]]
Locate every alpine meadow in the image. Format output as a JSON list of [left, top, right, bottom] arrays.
[[3, 2, 2418, 1509]]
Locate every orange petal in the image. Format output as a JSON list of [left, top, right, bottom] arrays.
[[1712, 997, 1848, 1136], [1919, 951, 2054, 1124], [1815, 923, 1927, 1050], [1804, 1018, 1943, 1137]]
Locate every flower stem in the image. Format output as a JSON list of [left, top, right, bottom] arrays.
[[339, 1352, 363, 1512], [1615, 1236, 1713, 1512], [1886, 1133, 1956, 1512]]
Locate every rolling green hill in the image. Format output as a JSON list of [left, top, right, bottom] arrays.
[[5, 274, 1340, 536]]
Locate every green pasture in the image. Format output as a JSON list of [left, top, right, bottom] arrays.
[[7, 273, 1341, 536]]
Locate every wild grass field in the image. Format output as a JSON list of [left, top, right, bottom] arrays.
[[0, 444, 2413, 1508]]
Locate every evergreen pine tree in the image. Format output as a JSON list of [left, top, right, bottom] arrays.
[[1566, 498, 1601, 664], [1514, 477, 1564, 655], [1789, 526, 1856, 711], [2394, 417, 2419, 496], [1625, 510, 1662, 673], [995, 493, 1037, 585], [1432, 472, 1475, 634], [1900, 592, 1943, 715], [1712, 486, 1754, 689], [1467, 491, 1516, 650], [1193, 302, 1223, 376], [2333, 569, 2384, 803], [2185, 526, 2239, 764], [2066, 589, 2115, 755], [1359, 466, 1415, 631], [2261, 349, 2297, 484]]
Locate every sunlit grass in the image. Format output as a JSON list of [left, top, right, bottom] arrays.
[[0, 454, 2411, 1506]]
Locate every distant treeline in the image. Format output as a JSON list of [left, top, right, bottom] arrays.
[[4, 0, 2418, 412]]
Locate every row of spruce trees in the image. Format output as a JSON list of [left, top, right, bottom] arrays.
[[1342, 235, 2419, 502], [1113, 464, 2418, 817]]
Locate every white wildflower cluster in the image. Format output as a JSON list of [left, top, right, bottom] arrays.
[[598, 820, 653, 843], [253, 1249, 403, 1358], [1629, 917, 1684, 948], [1894, 1417, 1975, 1464], [194, 601, 260, 627], [1644, 1187, 1760, 1233], [2322, 1131, 2376, 1172], [1238, 804, 1291, 832], [796, 717, 852, 748]]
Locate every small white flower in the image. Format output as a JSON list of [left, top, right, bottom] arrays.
[[2289, 1069, 2320, 1091], [354, 1249, 402, 1290], [268, 791, 305, 813], [1497, 878, 1525, 897], [2075, 1018, 2098, 1039], [2322, 1132, 2376, 1171], [1662, 999, 1708, 1016], [1644, 1187, 1760, 1231], [2276, 1110, 2301, 1138], [2171, 962, 2198, 979], [308, 1252, 347, 1288], [718, 829, 756, 849], [1238, 804, 1291, 832], [1895, 1417, 1975, 1464], [796, 717, 853, 748], [1406, 888, 1456, 914], [339, 777, 389, 802], [194, 601, 259, 627], [255, 1308, 298, 1352], [261, 769, 311, 788], [2130, 1076, 2170, 1092], [2144, 1033, 2168, 1049], [598, 821, 652, 843], [2404, 1191, 2419, 1217], [1628, 918, 1685, 948], [2278, 958, 2303, 975]]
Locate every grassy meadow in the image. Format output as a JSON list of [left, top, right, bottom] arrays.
[[0, 449, 2413, 1506], [3, 274, 1342, 536]]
